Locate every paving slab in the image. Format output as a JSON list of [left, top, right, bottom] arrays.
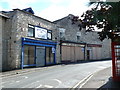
[[80, 67, 120, 89]]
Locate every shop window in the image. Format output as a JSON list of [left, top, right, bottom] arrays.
[[46, 47, 54, 64], [27, 25, 35, 37], [24, 45, 35, 65]]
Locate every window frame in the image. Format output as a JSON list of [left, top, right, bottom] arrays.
[[77, 36, 80, 40], [27, 24, 35, 37], [59, 28, 65, 39], [47, 30, 52, 40], [27, 24, 52, 40]]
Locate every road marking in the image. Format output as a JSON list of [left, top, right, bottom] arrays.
[[22, 76, 28, 79], [22, 81, 40, 88], [16, 81, 20, 83], [71, 73, 93, 89], [79, 74, 94, 88], [36, 85, 42, 88], [2, 80, 15, 86], [79, 67, 111, 88], [70, 67, 111, 90], [53, 79, 62, 84], [99, 66, 106, 69], [44, 85, 53, 88], [32, 85, 42, 90]]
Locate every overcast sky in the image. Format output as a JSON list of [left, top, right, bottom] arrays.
[[0, 0, 90, 21]]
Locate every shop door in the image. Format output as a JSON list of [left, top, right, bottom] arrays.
[[46, 47, 54, 65], [87, 50, 90, 60], [36, 47, 45, 67]]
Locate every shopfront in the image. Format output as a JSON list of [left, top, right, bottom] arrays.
[[21, 38, 57, 69], [87, 44, 102, 60], [60, 41, 85, 62]]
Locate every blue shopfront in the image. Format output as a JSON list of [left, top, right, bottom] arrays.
[[21, 37, 57, 69]]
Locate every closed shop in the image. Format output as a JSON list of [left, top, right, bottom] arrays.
[[24, 45, 35, 66], [61, 41, 85, 62], [46, 47, 54, 65], [22, 38, 57, 69], [87, 44, 102, 60], [36, 46, 45, 67]]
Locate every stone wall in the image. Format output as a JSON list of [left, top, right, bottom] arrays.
[[54, 14, 111, 60], [0, 13, 10, 71], [4, 9, 60, 70], [0, 16, 2, 71], [80, 31, 111, 59], [1, 10, 111, 71], [54, 14, 81, 42]]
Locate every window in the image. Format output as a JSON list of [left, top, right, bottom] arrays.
[[77, 36, 80, 40], [27, 25, 35, 37], [24, 45, 35, 65], [76, 32, 81, 41], [47, 30, 52, 40], [46, 47, 54, 64], [27, 25, 52, 40], [59, 28, 65, 39]]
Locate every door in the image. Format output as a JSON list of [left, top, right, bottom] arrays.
[[46, 47, 54, 65], [87, 50, 90, 60], [36, 46, 45, 67]]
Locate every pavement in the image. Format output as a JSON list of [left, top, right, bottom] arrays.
[[1, 64, 120, 89], [77, 67, 120, 89], [1, 65, 59, 77]]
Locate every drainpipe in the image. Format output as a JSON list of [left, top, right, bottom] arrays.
[[84, 43, 87, 61], [60, 40, 62, 63]]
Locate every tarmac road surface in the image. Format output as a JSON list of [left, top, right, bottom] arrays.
[[2, 60, 112, 88]]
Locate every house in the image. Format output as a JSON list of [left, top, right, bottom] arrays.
[[1, 8, 60, 71], [54, 14, 111, 62]]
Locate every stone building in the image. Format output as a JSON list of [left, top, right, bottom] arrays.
[[1, 8, 111, 71], [1, 8, 60, 71], [0, 13, 9, 71], [54, 14, 111, 62]]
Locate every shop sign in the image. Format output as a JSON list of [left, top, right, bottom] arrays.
[[52, 47, 55, 53], [81, 48, 84, 52], [35, 27, 47, 39]]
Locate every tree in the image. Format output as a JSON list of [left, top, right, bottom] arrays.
[[80, 1, 120, 41]]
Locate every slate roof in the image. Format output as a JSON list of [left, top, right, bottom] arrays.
[[22, 7, 34, 14]]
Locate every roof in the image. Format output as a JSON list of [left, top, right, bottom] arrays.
[[13, 8, 54, 23], [53, 14, 78, 23], [22, 7, 34, 14], [0, 12, 9, 18]]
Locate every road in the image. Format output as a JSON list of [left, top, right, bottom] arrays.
[[2, 60, 112, 88]]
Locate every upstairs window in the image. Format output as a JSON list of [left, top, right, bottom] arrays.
[[47, 30, 52, 40], [27, 25, 35, 37], [77, 36, 80, 40], [76, 32, 81, 41], [59, 28, 66, 39]]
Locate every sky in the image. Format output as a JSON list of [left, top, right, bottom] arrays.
[[0, 0, 90, 21]]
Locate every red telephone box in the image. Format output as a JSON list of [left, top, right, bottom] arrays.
[[112, 42, 120, 81]]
